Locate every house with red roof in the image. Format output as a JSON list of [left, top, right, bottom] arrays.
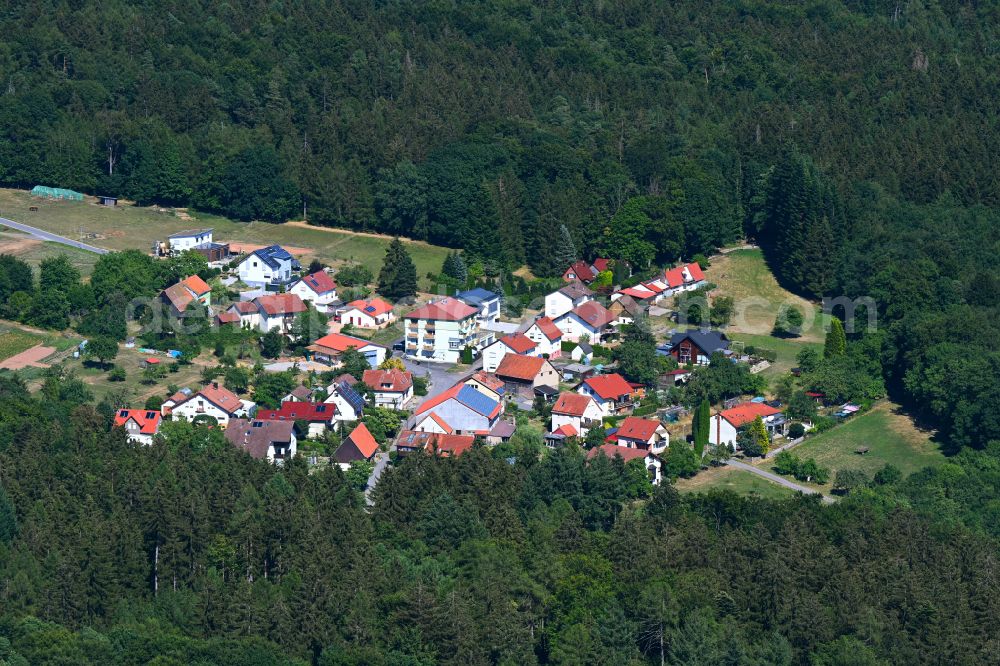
[[587, 445, 663, 485], [481, 332, 538, 372], [414, 383, 502, 435], [525, 316, 563, 358], [160, 274, 212, 315], [334, 422, 380, 466], [113, 408, 163, 445], [662, 262, 706, 296], [225, 300, 261, 329], [578, 373, 636, 416], [340, 297, 395, 328], [395, 430, 476, 458], [289, 270, 339, 311], [404, 297, 482, 363], [494, 354, 559, 398], [254, 293, 308, 335], [551, 392, 604, 437], [615, 416, 669, 454], [554, 300, 617, 343], [225, 419, 296, 464], [464, 371, 506, 403], [710, 401, 786, 450], [563, 260, 597, 283], [168, 382, 255, 427], [255, 401, 338, 438], [308, 332, 387, 368], [362, 368, 413, 409]]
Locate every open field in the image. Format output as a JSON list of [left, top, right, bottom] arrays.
[[0, 229, 100, 277], [705, 249, 826, 341], [0, 329, 44, 362], [729, 332, 821, 379], [675, 465, 797, 500], [0, 188, 451, 289], [760, 401, 943, 490]]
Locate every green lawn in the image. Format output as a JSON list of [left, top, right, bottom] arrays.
[[0, 229, 100, 277], [0, 329, 42, 361], [675, 466, 798, 500], [729, 332, 821, 379], [761, 402, 943, 488], [0, 188, 450, 290]]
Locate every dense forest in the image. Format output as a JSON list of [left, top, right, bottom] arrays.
[[1, 376, 1000, 664], [2, 1, 1000, 663], [1, 0, 998, 273]]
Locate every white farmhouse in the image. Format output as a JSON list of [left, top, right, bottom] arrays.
[[236, 245, 301, 288]]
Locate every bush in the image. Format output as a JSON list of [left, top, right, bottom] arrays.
[[412, 375, 429, 396], [788, 422, 806, 439], [108, 367, 127, 382]]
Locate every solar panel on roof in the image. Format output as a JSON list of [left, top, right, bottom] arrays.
[[456, 385, 499, 416]]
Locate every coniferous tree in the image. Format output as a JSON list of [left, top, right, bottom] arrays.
[[824, 317, 847, 358], [377, 238, 418, 300], [692, 399, 711, 459]]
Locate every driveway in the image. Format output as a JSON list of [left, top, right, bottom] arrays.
[[726, 458, 835, 504], [0, 217, 109, 254], [399, 354, 481, 427], [364, 450, 391, 507]]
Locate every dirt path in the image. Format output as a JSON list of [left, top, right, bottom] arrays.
[[0, 344, 55, 370]]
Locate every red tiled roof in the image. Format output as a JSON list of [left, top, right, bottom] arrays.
[[255, 293, 307, 316], [532, 317, 562, 342], [181, 274, 211, 296], [553, 423, 578, 437], [592, 258, 610, 272], [427, 412, 454, 433], [495, 354, 547, 382], [499, 333, 536, 354], [587, 444, 650, 463], [344, 297, 394, 318], [216, 311, 240, 324], [256, 401, 336, 423], [617, 416, 662, 442], [564, 261, 597, 282], [553, 392, 596, 417], [431, 433, 476, 457], [345, 422, 379, 458], [232, 301, 258, 314], [618, 285, 656, 300], [363, 368, 412, 393], [664, 266, 685, 288], [570, 301, 615, 329], [298, 270, 337, 295], [719, 402, 781, 428], [114, 409, 162, 435], [405, 297, 478, 322], [469, 371, 504, 393], [583, 373, 633, 400], [686, 262, 705, 281], [176, 384, 244, 414], [415, 384, 501, 419], [311, 332, 378, 353]]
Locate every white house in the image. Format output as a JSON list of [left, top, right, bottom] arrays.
[[544, 281, 594, 320], [481, 333, 537, 373], [615, 416, 669, 455], [226, 301, 261, 330], [340, 297, 395, 328], [255, 401, 338, 439], [166, 383, 254, 428], [413, 384, 502, 435], [587, 445, 663, 485], [225, 419, 297, 465], [168, 229, 213, 254], [578, 373, 636, 416], [551, 392, 604, 437], [404, 297, 482, 364], [524, 317, 563, 358], [323, 378, 368, 422], [289, 270, 339, 311], [113, 409, 163, 445], [255, 293, 308, 334], [362, 368, 414, 409], [236, 245, 301, 288], [662, 262, 706, 297], [554, 300, 616, 343], [710, 402, 785, 450], [309, 332, 387, 368]]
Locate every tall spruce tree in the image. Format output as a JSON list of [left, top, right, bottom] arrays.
[[692, 399, 711, 459], [824, 317, 847, 358], [378, 238, 418, 300]]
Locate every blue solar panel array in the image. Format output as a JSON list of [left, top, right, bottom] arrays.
[[338, 380, 367, 414], [456, 385, 499, 416]]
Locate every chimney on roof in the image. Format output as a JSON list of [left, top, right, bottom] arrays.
[[213, 381, 219, 390]]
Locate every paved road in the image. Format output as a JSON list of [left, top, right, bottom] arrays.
[[727, 459, 835, 504], [0, 216, 110, 254], [364, 451, 391, 507]]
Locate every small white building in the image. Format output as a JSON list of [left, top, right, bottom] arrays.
[[709, 402, 784, 450], [615, 416, 669, 455], [362, 368, 414, 409], [587, 445, 663, 485], [524, 317, 563, 358], [225, 419, 297, 465], [544, 282, 594, 320], [481, 333, 537, 373], [554, 301, 615, 343], [340, 298, 395, 328], [551, 392, 604, 437], [255, 293, 308, 334], [288, 270, 339, 311], [323, 378, 368, 422], [113, 409, 163, 446]]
